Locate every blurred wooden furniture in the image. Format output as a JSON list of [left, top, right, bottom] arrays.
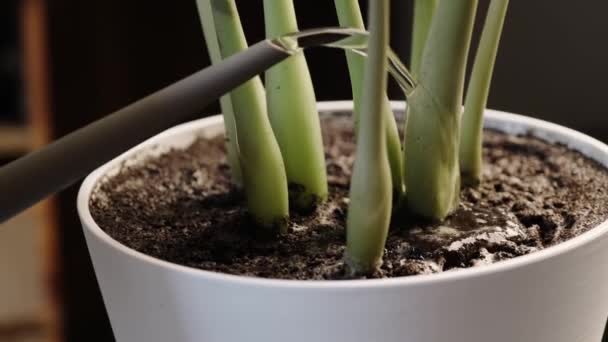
[[19, 0, 60, 341], [0, 125, 29, 155], [0, 0, 56, 339], [0, 210, 49, 342]]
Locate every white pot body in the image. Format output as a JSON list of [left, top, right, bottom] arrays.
[[78, 101, 608, 342]]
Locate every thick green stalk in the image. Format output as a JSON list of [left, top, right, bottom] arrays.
[[411, 0, 438, 75], [345, 0, 392, 275], [195, 1, 242, 185], [460, 0, 509, 185], [196, 0, 289, 231], [403, 0, 478, 220], [263, 0, 328, 211], [334, 0, 404, 196]]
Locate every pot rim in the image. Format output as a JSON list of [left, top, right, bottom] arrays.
[[78, 100, 608, 289]]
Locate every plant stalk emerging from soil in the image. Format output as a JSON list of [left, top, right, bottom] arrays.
[[195, 1, 242, 185], [196, 0, 289, 231], [263, 0, 328, 211], [345, 0, 392, 275], [402, 0, 478, 221], [460, 0, 510, 185], [334, 0, 404, 197]]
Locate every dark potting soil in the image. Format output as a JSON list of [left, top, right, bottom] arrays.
[[90, 115, 608, 279]]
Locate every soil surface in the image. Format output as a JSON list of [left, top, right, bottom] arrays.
[[90, 115, 608, 279]]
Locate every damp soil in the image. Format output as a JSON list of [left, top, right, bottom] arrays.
[[90, 115, 608, 279]]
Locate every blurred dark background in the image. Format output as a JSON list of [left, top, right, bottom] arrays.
[[1, 1, 608, 341]]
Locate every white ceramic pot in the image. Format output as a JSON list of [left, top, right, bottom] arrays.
[[78, 101, 608, 342]]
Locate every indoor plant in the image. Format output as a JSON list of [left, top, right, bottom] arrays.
[[78, 1, 608, 341]]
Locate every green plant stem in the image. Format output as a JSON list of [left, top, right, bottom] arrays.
[[195, 1, 242, 185], [196, 0, 289, 231], [411, 0, 437, 75], [263, 0, 328, 211], [460, 0, 509, 185], [334, 0, 404, 197], [403, 0, 478, 220], [345, 0, 392, 275]]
